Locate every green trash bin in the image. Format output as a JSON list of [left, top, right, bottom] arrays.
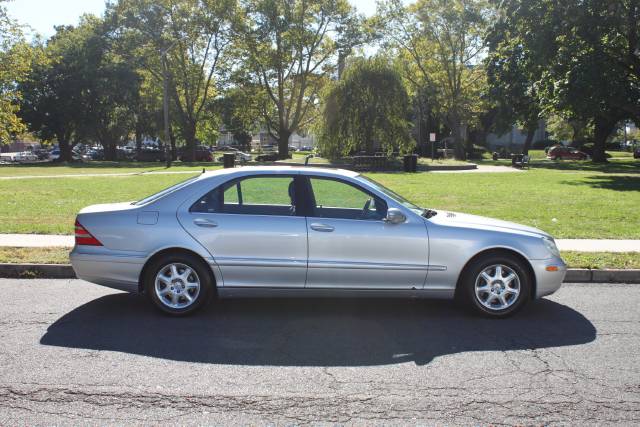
[[403, 154, 418, 172], [223, 153, 235, 168]]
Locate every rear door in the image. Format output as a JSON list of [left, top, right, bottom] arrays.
[[178, 174, 308, 288]]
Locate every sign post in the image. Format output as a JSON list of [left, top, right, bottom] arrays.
[[430, 133, 436, 160]]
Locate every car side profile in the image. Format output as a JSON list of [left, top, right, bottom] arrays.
[[70, 166, 566, 318], [546, 145, 589, 160]]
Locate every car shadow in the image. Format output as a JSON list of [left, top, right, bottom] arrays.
[[40, 295, 596, 366]]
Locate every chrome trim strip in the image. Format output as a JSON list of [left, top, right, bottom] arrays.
[[308, 260, 446, 271], [214, 257, 306, 268], [212, 257, 446, 271]]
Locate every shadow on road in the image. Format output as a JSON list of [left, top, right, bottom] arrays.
[[41, 295, 596, 366]]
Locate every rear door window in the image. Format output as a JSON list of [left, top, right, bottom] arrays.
[[191, 175, 298, 216]]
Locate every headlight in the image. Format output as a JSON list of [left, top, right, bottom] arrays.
[[542, 237, 560, 258]]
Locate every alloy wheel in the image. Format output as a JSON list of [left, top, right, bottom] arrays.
[[474, 264, 521, 311], [154, 263, 201, 309]]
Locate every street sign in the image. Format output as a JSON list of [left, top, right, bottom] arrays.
[[429, 133, 436, 142]]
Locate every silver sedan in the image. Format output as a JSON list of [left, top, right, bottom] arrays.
[[70, 166, 566, 317]]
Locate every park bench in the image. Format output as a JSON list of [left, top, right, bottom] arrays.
[[511, 154, 530, 169], [352, 155, 389, 170]]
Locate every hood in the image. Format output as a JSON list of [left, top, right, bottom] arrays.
[[78, 201, 138, 214], [429, 210, 551, 238]]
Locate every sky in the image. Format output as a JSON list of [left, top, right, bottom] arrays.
[[6, 0, 380, 38]]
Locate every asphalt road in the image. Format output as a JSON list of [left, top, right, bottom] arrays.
[[0, 279, 639, 425]]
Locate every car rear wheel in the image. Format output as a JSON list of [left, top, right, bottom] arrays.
[[144, 253, 214, 316], [460, 253, 531, 318]]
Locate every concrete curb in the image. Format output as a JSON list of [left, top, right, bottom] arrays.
[[0, 264, 639, 283], [0, 263, 76, 279]]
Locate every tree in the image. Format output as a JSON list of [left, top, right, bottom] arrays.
[[114, 0, 236, 160], [214, 87, 261, 150], [491, 0, 640, 162], [19, 18, 140, 161], [316, 57, 413, 158], [19, 27, 83, 161], [485, 7, 542, 155], [0, 1, 33, 144], [236, 0, 362, 158], [379, 0, 491, 160], [76, 17, 141, 160]]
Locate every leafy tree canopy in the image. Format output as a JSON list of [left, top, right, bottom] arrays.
[[316, 56, 413, 158]]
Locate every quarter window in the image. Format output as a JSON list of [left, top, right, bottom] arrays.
[[309, 178, 386, 220], [191, 176, 297, 216]]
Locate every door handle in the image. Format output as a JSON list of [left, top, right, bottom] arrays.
[[310, 223, 335, 232], [193, 218, 218, 228]]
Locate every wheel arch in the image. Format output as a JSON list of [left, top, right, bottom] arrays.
[[138, 247, 218, 293], [454, 247, 537, 300]]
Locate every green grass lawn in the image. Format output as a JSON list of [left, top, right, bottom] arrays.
[[0, 160, 638, 238], [0, 161, 222, 177], [368, 167, 639, 239]]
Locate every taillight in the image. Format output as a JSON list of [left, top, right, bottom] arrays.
[[75, 219, 103, 246]]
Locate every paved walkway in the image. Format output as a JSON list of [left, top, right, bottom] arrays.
[[0, 170, 200, 180], [0, 233, 639, 252]]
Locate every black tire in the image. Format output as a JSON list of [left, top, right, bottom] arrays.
[[144, 252, 214, 316], [459, 253, 531, 318]]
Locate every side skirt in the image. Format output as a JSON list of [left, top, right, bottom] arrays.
[[217, 287, 455, 300]]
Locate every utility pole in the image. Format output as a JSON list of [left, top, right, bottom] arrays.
[[162, 48, 172, 168]]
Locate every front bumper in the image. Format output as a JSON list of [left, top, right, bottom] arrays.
[[70, 247, 146, 293], [530, 256, 567, 298]]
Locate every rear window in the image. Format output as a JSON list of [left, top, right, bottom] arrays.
[[133, 176, 198, 206]]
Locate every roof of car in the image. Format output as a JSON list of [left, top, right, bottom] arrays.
[[200, 165, 360, 179]]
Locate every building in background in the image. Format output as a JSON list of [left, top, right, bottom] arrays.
[[486, 120, 547, 151]]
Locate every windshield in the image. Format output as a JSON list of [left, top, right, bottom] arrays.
[[133, 176, 198, 206], [356, 175, 423, 214]]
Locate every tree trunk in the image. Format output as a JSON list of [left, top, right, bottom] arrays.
[[169, 127, 177, 160], [135, 126, 143, 156], [103, 141, 117, 161], [181, 121, 197, 162], [450, 119, 466, 160], [278, 128, 291, 159], [522, 127, 535, 155], [593, 116, 616, 163], [59, 140, 72, 162]]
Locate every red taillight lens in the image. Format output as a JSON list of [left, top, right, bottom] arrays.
[[75, 220, 103, 246]]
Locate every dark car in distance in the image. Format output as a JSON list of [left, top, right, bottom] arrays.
[[546, 145, 589, 161], [179, 146, 213, 162]]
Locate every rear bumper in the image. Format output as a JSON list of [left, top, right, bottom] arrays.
[[531, 256, 567, 298], [70, 248, 146, 293]]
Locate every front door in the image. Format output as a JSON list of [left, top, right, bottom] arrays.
[[304, 176, 429, 290], [178, 174, 307, 288]]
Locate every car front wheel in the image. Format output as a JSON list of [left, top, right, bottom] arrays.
[[144, 253, 214, 316], [460, 253, 531, 318]]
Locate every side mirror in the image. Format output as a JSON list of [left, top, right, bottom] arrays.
[[384, 208, 406, 224]]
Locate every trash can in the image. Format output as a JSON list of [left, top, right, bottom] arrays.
[[223, 153, 235, 168], [403, 154, 418, 172]]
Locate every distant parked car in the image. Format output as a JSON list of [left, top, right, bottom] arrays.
[[180, 146, 213, 162], [135, 148, 165, 162], [0, 151, 38, 162], [547, 145, 589, 161], [217, 151, 252, 163], [255, 152, 279, 162], [49, 148, 82, 161]]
